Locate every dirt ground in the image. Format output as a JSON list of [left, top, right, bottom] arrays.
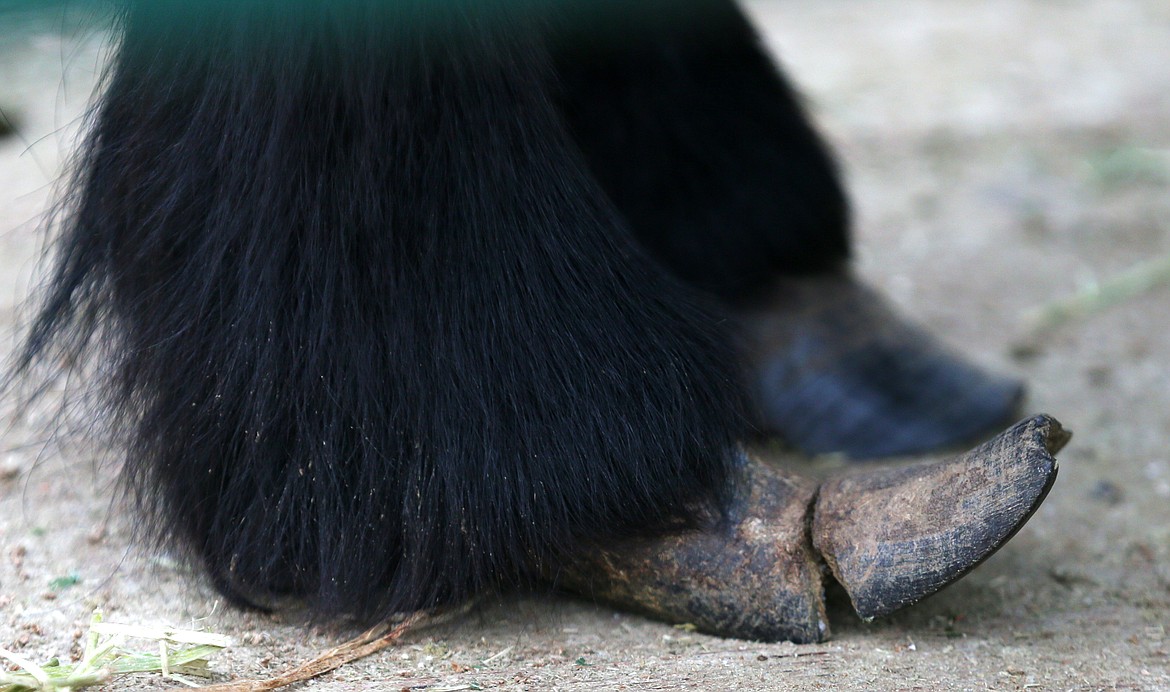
[[2, 1, 1169, 690]]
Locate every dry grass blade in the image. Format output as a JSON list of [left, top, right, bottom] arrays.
[[1024, 253, 1170, 334], [0, 611, 229, 692]]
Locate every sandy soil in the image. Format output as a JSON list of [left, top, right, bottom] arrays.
[[2, 1, 1169, 689]]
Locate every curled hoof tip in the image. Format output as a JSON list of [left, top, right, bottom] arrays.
[[1032, 414, 1073, 455], [812, 415, 1064, 621]]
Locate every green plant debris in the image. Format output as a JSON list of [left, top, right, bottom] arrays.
[[1023, 252, 1170, 335], [0, 610, 231, 691], [46, 575, 80, 592], [1087, 146, 1170, 188]]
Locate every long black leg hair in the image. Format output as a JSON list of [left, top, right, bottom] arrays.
[[15, 0, 747, 620], [553, 0, 850, 304]]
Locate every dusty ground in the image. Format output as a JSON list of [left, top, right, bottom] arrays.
[[2, 1, 1169, 689]]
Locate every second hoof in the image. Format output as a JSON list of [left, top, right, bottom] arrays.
[[737, 274, 1024, 459]]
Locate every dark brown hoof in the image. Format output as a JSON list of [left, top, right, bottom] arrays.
[[812, 414, 1067, 620], [736, 274, 1024, 459], [554, 416, 1064, 642], [556, 457, 828, 643]]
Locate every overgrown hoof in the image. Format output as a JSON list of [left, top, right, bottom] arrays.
[[812, 414, 1066, 620], [556, 416, 1065, 642], [737, 274, 1024, 459]]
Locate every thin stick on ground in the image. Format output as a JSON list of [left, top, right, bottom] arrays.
[[180, 612, 427, 692]]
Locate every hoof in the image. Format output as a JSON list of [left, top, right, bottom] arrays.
[[555, 416, 1064, 641], [736, 274, 1024, 459], [556, 456, 828, 643], [812, 414, 1066, 620]]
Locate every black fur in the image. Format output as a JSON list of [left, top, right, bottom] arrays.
[[14, 0, 853, 622], [553, 0, 850, 303]]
